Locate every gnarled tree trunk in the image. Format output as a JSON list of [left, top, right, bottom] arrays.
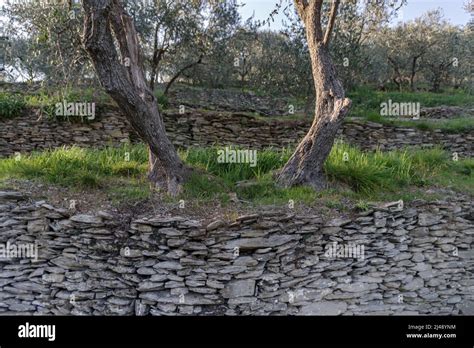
[[82, 0, 187, 195], [277, 0, 351, 189]]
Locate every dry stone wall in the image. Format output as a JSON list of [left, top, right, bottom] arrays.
[[419, 106, 474, 120], [0, 108, 472, 157], [168, 86, 474, 120], [0, 192, 473, 315]]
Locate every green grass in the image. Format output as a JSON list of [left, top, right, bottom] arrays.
[[154, 89, 169, 109], [0, 87, 111, 121], [23, 87, 109, 121], [348, 87, 473, 117], [0, 92, 26, 119], [347, 87, 474, 127], [107, 183, 152, 203], [0, 146, 148, 188], [1, 143, 471, 205], [230, 87, 474, 127]]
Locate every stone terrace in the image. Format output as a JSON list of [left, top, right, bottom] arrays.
[[0, 191, 472, 315], [1, 108, 472, 158]]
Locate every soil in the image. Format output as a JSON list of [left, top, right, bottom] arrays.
[[1, 178, 356, 224]]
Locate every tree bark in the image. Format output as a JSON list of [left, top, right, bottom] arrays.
[[82, 0, 188, 195], [149, 24, 161, 91], [277, 0, 351, 189], [388, 57, 403, 92], [409, 56, 418, 92]]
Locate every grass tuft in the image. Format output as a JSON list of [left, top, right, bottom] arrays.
[[0, 92, 26, 119]]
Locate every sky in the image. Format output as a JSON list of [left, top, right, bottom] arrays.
[[238, 0, 473, 29], [0, 0, 471, 27]]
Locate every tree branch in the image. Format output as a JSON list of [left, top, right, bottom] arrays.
[[293, 0, 308, 20], [164, 55, 203, 95], [323, 0, 340, 46], [294, 0, 324, 43]]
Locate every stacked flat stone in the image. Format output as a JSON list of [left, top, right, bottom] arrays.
[[0, 191, 472, 315], [1, 109, 473, 158]]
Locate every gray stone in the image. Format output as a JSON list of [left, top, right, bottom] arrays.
[[338, 282, 378, 293], [137, 267, 156, 275], [224, 234, 299, 250], [411, 253, 425, 262], [9, 303, 36, 312], [458, 301, 474, 315], [234, 256, 258, 267], [27, 219, 48, 233], [222, 279, 255, 298], [153, 261, 183, 270], [0, 191, 26, 201], [299, 301, 347, 315], [418, 213, 441, 227], [42, 273, 65, 283], [325, 218, 351, 227], [70, 214, 103, 224], [137, 282, 164, 292], [411, 227, 429, 237], [402, 278, 424, 291], [206, 219, 226, 231]]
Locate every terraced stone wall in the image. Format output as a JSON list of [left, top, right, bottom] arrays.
[[1, 109, 472, 157], [0, 192, 472, 315]]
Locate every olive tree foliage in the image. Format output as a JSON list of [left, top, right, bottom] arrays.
[[467, 0, 474, 28], [125, 0, 240, 92], [125, 0, 203, 91], [0, 35, 45, 83], [1, 0, 89, 87], [228, 26, 259, 90], [181, 3, 242, 89], [233, 0, 403, 99], [243, 1, 470, 94], [248, 1, 469, 94], [250, 29, 313, 98], [376, 9, 472, 92], [273, 8, 313, 98], [1, 0, 240, 91], [329, 0, 404, 89], [381, 10, 440, 91], [420, 20, 470, 92], [1, 0, 469, 94]]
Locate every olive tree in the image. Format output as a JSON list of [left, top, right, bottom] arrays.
[[276, 0, 403, 189], [383, 11, 442, 91], [82, 0, 188, 195], [3, 0, 88, 87], [276, 0, 351, 189]]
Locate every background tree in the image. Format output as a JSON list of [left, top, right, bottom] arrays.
[[126, 0, 203, 91], [330, 0, 402, 89], [3, 1, 88, 88], [382, 11, 440, 91], [421, 20, 462, 92]]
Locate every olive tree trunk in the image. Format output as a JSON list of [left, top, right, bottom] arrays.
[[82, 0, 187, 195], [277, 0, 351, 189]]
